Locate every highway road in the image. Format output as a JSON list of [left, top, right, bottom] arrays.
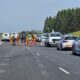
[[0, 42, 80, 80]]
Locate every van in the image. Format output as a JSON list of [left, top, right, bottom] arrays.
[[2, 33, 10, 41]]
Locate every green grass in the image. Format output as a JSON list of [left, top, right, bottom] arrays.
[[70, 31, 80, 37]]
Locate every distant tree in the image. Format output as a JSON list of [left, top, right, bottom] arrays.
[[43, 8, 80, 34]]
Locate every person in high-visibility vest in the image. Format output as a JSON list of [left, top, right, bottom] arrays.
[[26, 34, 29, 46], [16, 35, 20, 46], [10, 36, 13, 45], [32, 34, 36, 46]]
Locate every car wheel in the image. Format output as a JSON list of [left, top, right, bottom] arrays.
[[60, 44, 64, 50], [57, 45, 59, 50], [47, 43, 51, 47], [57, 47, 59, 50]]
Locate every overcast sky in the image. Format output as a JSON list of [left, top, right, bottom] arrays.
[[0, 0, 79, 32]]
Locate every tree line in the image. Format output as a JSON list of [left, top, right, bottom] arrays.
[[43, 8, 80, 34]]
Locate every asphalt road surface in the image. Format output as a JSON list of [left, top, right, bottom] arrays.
[[0, 42, 80, 80]]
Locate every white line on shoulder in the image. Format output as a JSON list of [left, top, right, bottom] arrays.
[[59, 67, 70, 74]]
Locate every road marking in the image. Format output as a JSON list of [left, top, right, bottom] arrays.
[[59, 67, 70, 74], [0, 69, 6, 73], [37, 53, 40, 56], [3, 59, 10, 61], [0, 63, 8, 66], [5, 55, 10, 58], [11, 51, 15, 53], [8, 51, 15, 55]]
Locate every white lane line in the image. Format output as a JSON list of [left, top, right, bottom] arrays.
[[37, 53, 40, 56], [3, 59, 10, 61], [0, 63, 8, 66], [4, 55, 10, 58], [0, 69, 6, 73], [11, 51, 15, 53], [59, 67, 70, 74]]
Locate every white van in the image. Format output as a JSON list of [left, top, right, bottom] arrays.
[[2, 33, 10, 41]]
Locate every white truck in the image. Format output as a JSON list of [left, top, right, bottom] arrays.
[[45, 32, 62, 47]]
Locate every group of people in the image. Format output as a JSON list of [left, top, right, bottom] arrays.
[[26, 34, 36, 46], [9, 34, 37, 46], [10, 35, 20, 46]]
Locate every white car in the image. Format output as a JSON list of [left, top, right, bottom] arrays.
[[72, 37, 80, 55], [45, 32, 62, 47], [2, 33, 10, 41], [57, 35, 77, 50]]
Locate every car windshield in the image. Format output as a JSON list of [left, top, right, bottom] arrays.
[[50, 34, 61, 37], [5, 34, 7, 36], [65, 37, 77, 40], [77, 37, 80, 41]]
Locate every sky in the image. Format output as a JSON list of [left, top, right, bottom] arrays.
[[0, 0, 79, 33]]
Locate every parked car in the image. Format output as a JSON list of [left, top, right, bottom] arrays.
[[57, 35, 77, 50], [45, 32, 62, 47], [72, 37, 80, 55], [2, 33, 10, 41]]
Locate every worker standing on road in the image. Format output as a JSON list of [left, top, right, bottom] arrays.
[[34, 34, 36, 46], [32, 34, 36, 46], [13, 36, 16, 45], [10, 36, 13, 46], [26, 34, 29, 46], [16, 35, 20, 46]]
